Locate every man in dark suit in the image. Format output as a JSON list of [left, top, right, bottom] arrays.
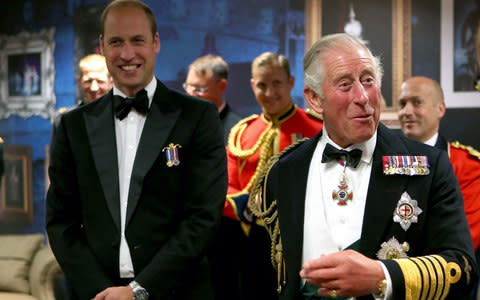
[[183, 54, 243, 300], [46, 1, 227, 300], [249, 33, 477, 299]]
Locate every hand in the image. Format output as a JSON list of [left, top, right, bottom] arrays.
[[300, 250, 384, 298], [92, 286, 133, 300]]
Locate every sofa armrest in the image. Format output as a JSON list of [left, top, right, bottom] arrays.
[[29, 245, 63, 300]]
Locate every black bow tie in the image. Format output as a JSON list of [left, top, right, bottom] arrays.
[[114, 89, 149, 120], [321, 143, 363, 168]]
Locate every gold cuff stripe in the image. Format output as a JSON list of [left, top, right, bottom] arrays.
[[426, 256, 445, 300], [409, 258, 428, 300], [394, 255, 462, 300]]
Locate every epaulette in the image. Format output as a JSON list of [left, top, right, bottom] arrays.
[[450, 141, 480, 161], [305, 107, 323, 121], [58, 107, 69, 114]]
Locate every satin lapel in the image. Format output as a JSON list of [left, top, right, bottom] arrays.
[[359, 124, 410, 258], [126, 82, 180, 225], [83, 92, 121, 230], [278, 133, 321, 281]]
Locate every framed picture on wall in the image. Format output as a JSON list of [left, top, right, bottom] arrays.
[[0, 28, 56, 119], [441, 0, 480, 108], [305, 0, 411, 113], [0, 145, 33, 224]]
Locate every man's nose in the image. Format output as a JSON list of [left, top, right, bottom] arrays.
[[399, 101, 413, 116], [120, 43, 135, 60], [90, 80, 99, 91], [264, 85, 276, 97], [352, 82, 368, 104]]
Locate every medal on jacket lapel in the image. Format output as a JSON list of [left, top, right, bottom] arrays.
[[332, 159, 353, 205], [162, 143, 182, 167]]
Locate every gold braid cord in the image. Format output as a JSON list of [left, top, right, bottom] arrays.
[[227, 115, 277, 200], [394, 255, 462, 300], [450, 141, 480, 161], [249, 138, 309, 294]]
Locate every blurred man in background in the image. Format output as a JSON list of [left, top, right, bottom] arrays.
[[77, 54, 113, 105], [398, 76, 480, 252], [184, 54, 241, 144]]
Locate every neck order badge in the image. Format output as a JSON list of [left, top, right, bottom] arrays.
[[322, 143, 362, 206]]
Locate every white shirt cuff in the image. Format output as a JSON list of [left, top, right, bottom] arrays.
[[373, 261, 393, 300]]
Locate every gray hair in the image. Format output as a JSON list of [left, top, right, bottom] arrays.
[[304, 33, 383, 98], [189, 54, 229, 80]]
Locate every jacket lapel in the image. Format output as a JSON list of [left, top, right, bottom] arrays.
[[125, 80, 181, 225], [434, 134, 448, 152], [83, 92, 121, 230], [359, 124, 410, 258]]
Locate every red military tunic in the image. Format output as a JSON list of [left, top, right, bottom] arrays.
[[225, 104, 323, 221], [449, 141, 480, 250]]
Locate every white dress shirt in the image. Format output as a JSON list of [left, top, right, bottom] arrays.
[[114, 78, 156, 278], [303, 127, 392, 299]]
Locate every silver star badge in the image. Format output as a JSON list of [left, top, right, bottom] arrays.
[[393, 191, 422, 231]]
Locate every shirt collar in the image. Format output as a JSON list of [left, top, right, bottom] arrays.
[[320, 126, 377, 165], [424, 132, 438, 147], [112, 77, 156, 107]]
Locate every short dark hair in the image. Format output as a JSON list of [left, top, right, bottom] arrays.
[[100, 0, 157, 38]]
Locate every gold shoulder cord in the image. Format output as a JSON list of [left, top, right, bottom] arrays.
[[227, 115, 277, 198], [249, 138, 309, 294], [450, 141, 480, 161], [305, 108, 323, 121]]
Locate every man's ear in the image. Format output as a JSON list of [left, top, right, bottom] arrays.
[[304, 86, 323, 114], [250, 78, 256, 91], [288, 75, 295, 90], [154, 33, 160, 54], [218, 78, 227, 93], [438, 100, 446, 119], [99, 35, 104, 55]]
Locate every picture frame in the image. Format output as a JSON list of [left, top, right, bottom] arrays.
[[441, 0, 480, 108], [304, 0, 411, 118], [0, 28, 56, 119], [0, 145, 33, 224]]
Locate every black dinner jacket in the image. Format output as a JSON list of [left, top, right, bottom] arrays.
[[265, 123, 477, 300], [47, 79, 227, 300]]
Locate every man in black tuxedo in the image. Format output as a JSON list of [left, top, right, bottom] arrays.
[[250, 33, 477, 299], [46, 1, 227, 300]]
